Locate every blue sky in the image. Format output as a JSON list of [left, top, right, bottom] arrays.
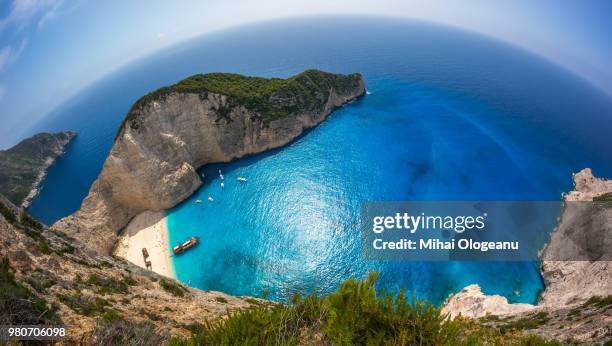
[[1, 0, 611, 148]]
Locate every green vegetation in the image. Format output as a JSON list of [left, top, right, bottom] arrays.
[[57, 242, 75, 255], [583, 295, 612, 309], [26, 275, 56, 293], [118, 69, 361, 137], [14, 208, 53, 258], [499, 312, 551, 333], [88, 319, 169, 345], [0, 257, 56, 324], [169, 273, 558, 346], [160, 278, 187, 297], [121, 273, 137, 286], [215, 296, 228, 304], [58, 291, 110, 316], [0, 200, 16, 223], [593, 192, 612, 201], [101, 309, 122, 322], [39, 238, 51, 254], [19, 208, 43, 232], [87, 273, 129, 295]]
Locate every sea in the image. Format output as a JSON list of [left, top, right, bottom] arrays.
[[26, 16, 612, 305]]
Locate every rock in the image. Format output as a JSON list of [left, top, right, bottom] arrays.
[[53, 70, 365, 253], [0, 210, 260, 342], [441, 284, 535, 318], [539, 168, 612, 307], [443, 168, 612, 331]]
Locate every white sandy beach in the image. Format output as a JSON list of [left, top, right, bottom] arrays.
[[115, 210, 175, 278]]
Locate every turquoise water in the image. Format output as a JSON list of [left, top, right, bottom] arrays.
[[27, 17, 612, 305]]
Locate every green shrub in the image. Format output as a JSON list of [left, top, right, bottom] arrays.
[[593, 192, 612, 202], [57, 243, 75, 255], [26, 276, 56, 293], [160, 278, 187, 297], [87, 273, 129, 295], [39, 238, 50, 254], [0, 201, 16, 223], [0, 257, 56, 324], [170, 273, 564, 345], [500, 311, 551, 333], [88, 319, 169, 345], [19, 209, 43, 231], [101, 309, 122, 322], [58, 291, 110, 316], [583, 295, 612, 309], [171, 273, 461, 346], [121, 274, 137, 286]]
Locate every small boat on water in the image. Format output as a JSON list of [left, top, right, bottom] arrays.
[[173, 236, 200, 255], [237, 177, 247, 182], [208, 196, 214, 202], [195, 199, 203, 204], [220, 182, 225, 188]]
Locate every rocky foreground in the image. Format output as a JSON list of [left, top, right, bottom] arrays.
[[0, 195, 259, 342], [53, 70, 365, 253], [443, 168, 612, 343], [0, 131, 76, 208]]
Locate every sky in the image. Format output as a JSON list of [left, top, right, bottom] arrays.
[[1, 0, 611, 148]]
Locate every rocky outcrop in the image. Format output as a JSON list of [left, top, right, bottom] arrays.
[[0, 131, 76, 208], [53, 70, 365, 253], [0, 203, 259, 343], [539, 168, 612, 307], [442, 168, 612, 343], [441, 284, 535, 318]]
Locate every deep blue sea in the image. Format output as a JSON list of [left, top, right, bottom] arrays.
[[27, 17, 612, 305]]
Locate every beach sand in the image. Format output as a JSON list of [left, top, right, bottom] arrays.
[[115, 210, 175, 278]]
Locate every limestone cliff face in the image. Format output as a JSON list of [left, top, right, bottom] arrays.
[[53, 70, 365, 253]]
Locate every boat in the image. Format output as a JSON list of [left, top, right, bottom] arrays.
[[237, 177, 247, 182], [220, 174, 224, 180], [220, 182, 225, 188], [208, 196, 214, 202], [173, 236, 200, 255], [195, 199, 203, 204]]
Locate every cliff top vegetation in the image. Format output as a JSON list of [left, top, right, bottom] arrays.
[[117, 69, 362, 137]]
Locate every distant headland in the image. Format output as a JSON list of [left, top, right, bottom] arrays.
[[0, 131, 76, 209]]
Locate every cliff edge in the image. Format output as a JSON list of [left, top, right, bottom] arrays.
[[53, 70, 365, 253]]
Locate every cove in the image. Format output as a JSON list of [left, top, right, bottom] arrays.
[[26, 17, 612, 305]]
